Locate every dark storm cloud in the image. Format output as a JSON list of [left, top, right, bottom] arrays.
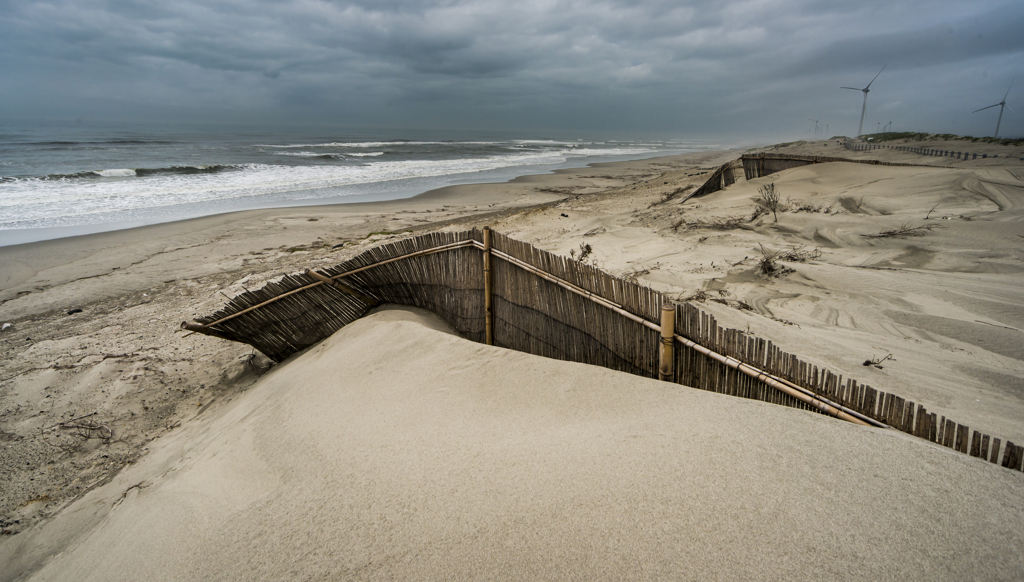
[[787, 3, 1024, 77], [1, 0, 1021, 138]]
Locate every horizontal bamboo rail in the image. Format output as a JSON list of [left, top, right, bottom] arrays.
[[672, 333, 872, 427], [183, 239, 476, 332], [305, 269, 379, 306]]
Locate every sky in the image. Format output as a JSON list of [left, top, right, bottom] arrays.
[[1, 0, 1022, 141]]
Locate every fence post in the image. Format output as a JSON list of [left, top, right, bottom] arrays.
[[659, 303, 675, 381], [483, 227, 494, 345]]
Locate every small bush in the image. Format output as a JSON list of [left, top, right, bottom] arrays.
[[757, 183, 781, 222], [757, 243, 780, 274], [569, 242, 594, 264]]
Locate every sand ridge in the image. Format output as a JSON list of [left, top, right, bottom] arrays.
[[4, 307, 1023, 581]]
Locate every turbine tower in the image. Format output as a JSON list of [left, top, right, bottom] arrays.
[[842, 65, 886, 137], [808, 118, 820, 135], [973, 80, 1015, 138]]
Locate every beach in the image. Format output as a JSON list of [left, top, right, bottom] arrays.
[[2, 139, 1024, 580]]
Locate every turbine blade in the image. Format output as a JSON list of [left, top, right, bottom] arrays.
[[973, 103, 1000, 113], [1005, 104, 1018, 115], [865, 64, 886, 90], [1004, 79, 1014, 101], [840, 87, 861, 91]]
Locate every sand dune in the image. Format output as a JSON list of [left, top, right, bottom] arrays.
[[3, 307, 1022, 581], [500, 148, 1024, 443], [3, 144, 1023, 579]]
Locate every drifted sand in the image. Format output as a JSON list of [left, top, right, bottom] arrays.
[[4, 307, 1023, 581], [2, 140, 1024, 579]]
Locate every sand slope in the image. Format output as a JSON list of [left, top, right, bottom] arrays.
[[499, 152, 1024, 443], [4, 307, 1021, 581]]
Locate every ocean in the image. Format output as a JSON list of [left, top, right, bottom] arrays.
[[0, 121, 712, 246]]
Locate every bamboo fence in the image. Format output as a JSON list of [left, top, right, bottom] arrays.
[[845, 142, 999, 160], [685, 154, 946, 200], [738, 152, 952, 181], [183, 229, 1024, 473], [685, 159, 741, 200]]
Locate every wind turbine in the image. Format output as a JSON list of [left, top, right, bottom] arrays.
[[842, 65, 886, 137], [808, 118, 820, 135], [973, 80, 1016, 138]]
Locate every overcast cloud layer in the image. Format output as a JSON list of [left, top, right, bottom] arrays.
[[2, 0, 1022, 140]]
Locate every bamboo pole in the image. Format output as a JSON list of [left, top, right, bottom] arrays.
[[483, 227, 494, 346], [672, 332, 873, 427], [305, 269, 380, 306], [322, 239, 475, 282], [659, 303, 674, 381]]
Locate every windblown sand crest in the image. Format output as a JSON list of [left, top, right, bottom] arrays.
[[3, 307, 1022, 581]]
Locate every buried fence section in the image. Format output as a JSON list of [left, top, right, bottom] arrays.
[[739, 152, 950, 181], [326, 230, 487, 343], [687, 159, 741, 200], [694, 152, 959, 204], [184, 228, 1022, 472], [189, 270, 373, 363], [672, 304, 812, 412]]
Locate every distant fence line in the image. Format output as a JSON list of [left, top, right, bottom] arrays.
[[183, 229, 1023, 473], [687, 153, 949, 200], [845, 141, 1001, 160], [692, 143, 1014, 203]]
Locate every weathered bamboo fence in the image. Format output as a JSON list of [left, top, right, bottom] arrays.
[[686, 154, 947, 200], [846, 141, 1001, 160], [685, 159, 741, 200], [739, 153, 951, 180], [183, 229, 1024, 473]]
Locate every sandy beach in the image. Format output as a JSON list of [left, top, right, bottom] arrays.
[[2, 139, 1024, 579]]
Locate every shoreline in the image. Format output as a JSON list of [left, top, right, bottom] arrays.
[[0, 150, 736, 320], [0, 150, 718, 249]]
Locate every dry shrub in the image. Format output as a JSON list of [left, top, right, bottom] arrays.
[[777, 245, 822, 262], [569, 242, 595, 264], [673, 216, 746, 232], [757, 244, 806, 276], [757, 183, 781, 222], [757, 243, 780, 274], [681, 289, 709, 302], [861, 224, 939, 238], [621, 264, 655, 283], [711, 297, 754, 311], [791, 201, 833, 213], [661, 184, 695, 203]]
